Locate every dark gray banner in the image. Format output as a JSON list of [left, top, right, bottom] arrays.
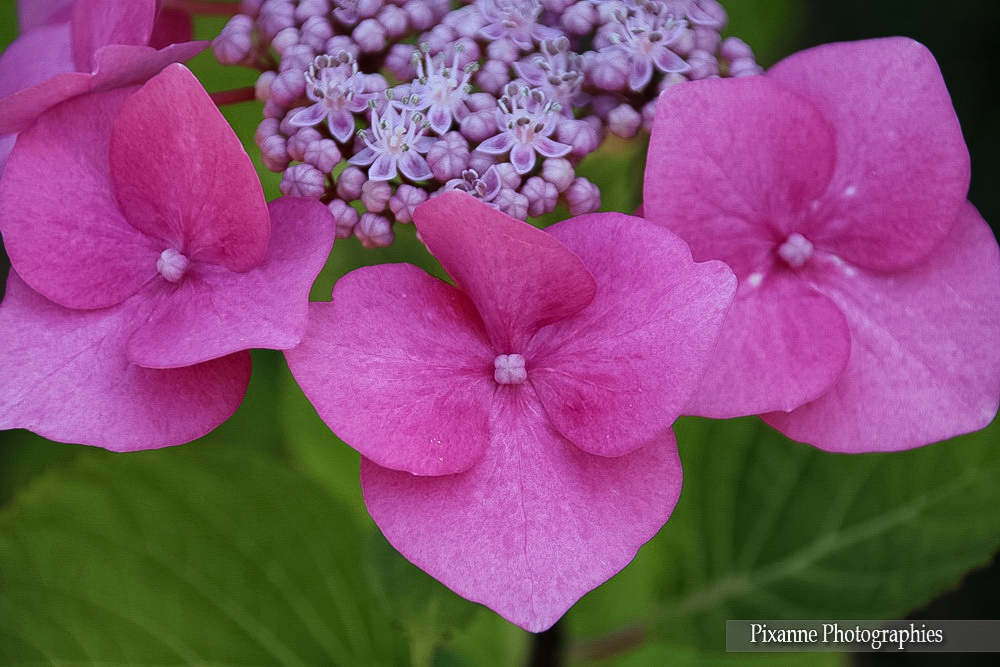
[[726, 620, 1000, 652]]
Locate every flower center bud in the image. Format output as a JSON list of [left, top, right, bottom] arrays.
[[157, 248, 190, 283], [778, 232, 814, 269], [494, 353, 527, 385]]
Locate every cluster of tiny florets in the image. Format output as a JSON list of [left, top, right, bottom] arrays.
[[214, 0, 761, 247]]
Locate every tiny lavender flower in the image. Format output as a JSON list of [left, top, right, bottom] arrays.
[[349, 101, 435, 181], [476, 83, 571, 174], [643, 38, 1000, 452], [289, 51, 380, 142], [286, 191, 735, 630]]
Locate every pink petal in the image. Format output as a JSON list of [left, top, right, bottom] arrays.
[[90, 41, 208, 92], [0, 272, 251, 451], [767, 38, 970, 270], [149, 7, 195, 49], [285, 264, 495, 476], [764, 202, 1000, 452], [19, 0, 73, 31], [644, 76, 837, 278], [0, 22, 73, 100], [413, 192, 597, 350], [529, 213, 736, 455], [0, 70, 92, 135], [361, 389, 682, 632], [126, 198, 335, 367], [109, 64, 268, 271], [0, 86, 157, 310], [70, 0, 156, 72], [684, 270, 851, 417]]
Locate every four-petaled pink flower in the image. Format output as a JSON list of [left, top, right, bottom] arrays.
[[0, 64, 335, 450], [285, 191, 735, 631], [643, 37, 1000, 452], [0, 0, 205, 174]]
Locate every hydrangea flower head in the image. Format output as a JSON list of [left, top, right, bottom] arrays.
[[643, 38, 1000, 452], [286, 191, 735, 630], [0, 64, 335, 450]]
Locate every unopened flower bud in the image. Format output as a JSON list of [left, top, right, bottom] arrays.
[[361, 179, 393, 212], [304, 138, 342, 173], [565, 176, 600, 215], [280, 163, 326, 198], [270, 70, 306, 107], [541, 157, 574, 192], [327, 199, 359, 239], [260, 134, 290, 171], [522, 176, 559, 217], [356, 212, 394, 248], [271, 27, 300, 55], [287, 127, 322, 161], [390, 184, 428, 223], [336, 165, 366, 200], [354, 18, 387, 53], [606, 103, 642, 139], [213, 14, 255, 64]]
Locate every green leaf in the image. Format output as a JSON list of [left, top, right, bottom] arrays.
[[0, 441, 406, 666], [567, 416, 1000, 656]]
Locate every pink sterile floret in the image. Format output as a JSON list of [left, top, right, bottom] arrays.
[[0, 64, 335, 450], [285, 191, 736, 631], [642, 37, 1000, 452], [0, 0, 205, 173]]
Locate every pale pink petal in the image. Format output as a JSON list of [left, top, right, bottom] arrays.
[[368, 152, 399, 181], [398, 150, 433, 181], [285, 263, 495, 476], [0, 86, 156, 310], [289, 103, 328, 128], [644, 76, 836, 278], [414, 192, 597, 350], [628, 55, 653, 91], [428, 103, 453, 135], [476, 132, 514, 155], [652, 47, 689, 74], [361, 389, 682, 632], [70, 0, 156, 72], [0, 272, 251, 451], [529, 213, 736, 455], [765, 202, 1000, 452], [327, 109, 356, 143], [684, 270, 851, 417], [509, 141, 536, 174], [127, 198, 335, 367], [109, 64, 268, 271], [533, 135, 572, 159], [767, 38, 970, 270]]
